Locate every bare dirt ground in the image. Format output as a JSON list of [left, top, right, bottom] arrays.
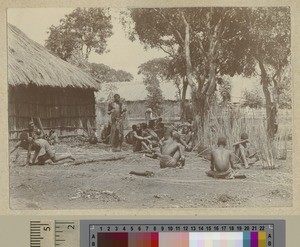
[[9, 140, 292, 210]]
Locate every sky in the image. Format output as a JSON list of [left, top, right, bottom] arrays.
[[7, 8, 259, 102], [7, 8, 166, 80]]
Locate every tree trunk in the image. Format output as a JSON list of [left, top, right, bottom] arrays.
[[203, 19, 222, 112], [181, 13, 196, 91], [181, 77, 188, 121], [258, 59, 277, 139]]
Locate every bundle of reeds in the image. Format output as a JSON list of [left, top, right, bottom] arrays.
[[197, 107, 290, 169]]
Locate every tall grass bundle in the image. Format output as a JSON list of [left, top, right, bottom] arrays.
[[197, 107, 290, 169]]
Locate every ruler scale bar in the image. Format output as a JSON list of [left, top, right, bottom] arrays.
[[30, 220, 54, 247]]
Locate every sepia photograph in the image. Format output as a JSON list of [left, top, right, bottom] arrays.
[[7, 7, 292, 210]]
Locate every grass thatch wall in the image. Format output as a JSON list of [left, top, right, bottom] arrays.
[[9, 85, 96, 140]]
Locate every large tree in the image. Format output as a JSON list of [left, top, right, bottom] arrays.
[[122, 8, 249, 118], [242, 7, 291, 138], [45, 8, 113, 61]]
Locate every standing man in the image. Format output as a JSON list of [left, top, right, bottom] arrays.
[[108, 94, 127, 152]]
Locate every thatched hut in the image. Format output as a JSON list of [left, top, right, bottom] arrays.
[[8, 24, 99, 140]]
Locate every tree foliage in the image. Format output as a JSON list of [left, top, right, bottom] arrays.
[[89, 63, 133, 82], [123, 7, 291, 138], [122, 8, 251, 115], [66, 53, 133, 83], [242, 87, 264, 109], [45, 8, 113, 60], [138, 59, 166, 115], [137, 57, 171, 82], [145, 83, 164, 116]]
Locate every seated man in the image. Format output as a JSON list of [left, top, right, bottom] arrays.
[[155, 117, 163, 128], [155, 131, 185, 169], [145, 120, 160, 144], [155, 122, 165, 140], [10, 132, 33, 165], [10, 121, 38, 165], [125, 125, 137, 145], [180, 125, 193, 151], [27, 121, 37, 138], [29, 129, 75, 165], [11, 132, 31, 154], [48, 129, 59, 145], [132, 124, 152, 152], [233, 133, 258, 169], [88, 131, 98, 144], [100, 123, 111, 144], [206, 137, 245, 179]]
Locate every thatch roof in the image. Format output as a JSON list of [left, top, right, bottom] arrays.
[[8, 24, 99, 90]]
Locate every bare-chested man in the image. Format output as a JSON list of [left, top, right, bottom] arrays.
[[206, 137, 245, 179], [10, 121, 37, 165], [155, 130, 185, 168], [108, 94, 126, 151], [132, 124, 152, 152], [233, 133, 258, 169], [29, 129, 75, 165], [48, 129, 59, 145], [180, 125, 193, 151]]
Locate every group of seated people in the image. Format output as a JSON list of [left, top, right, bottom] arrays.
[[12, 119, 258, 180], [123, 117, 195, 169], [124, 115, 258, 178], [125, 118, 194, 153]]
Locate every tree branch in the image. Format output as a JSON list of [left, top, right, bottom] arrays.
[[157, 44, 177, 58], [153, 8, 185, 45]]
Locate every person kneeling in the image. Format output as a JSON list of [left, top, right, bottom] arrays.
[[29, 130, 75, 165], [206, 137, 246, 179]]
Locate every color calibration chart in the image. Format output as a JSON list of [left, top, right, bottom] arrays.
[[30, 220, 285, 247], [82, 220, 285, 247]]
